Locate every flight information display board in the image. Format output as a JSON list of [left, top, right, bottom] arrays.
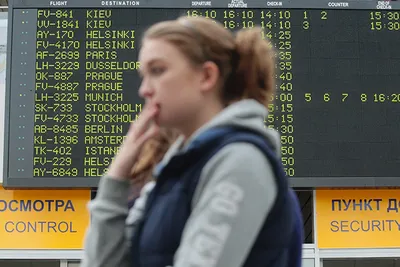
[[3, 0, 400, 188]]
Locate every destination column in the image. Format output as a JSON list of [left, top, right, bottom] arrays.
[[83, 9, 141, 177]]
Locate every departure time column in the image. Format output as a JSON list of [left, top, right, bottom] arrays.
[[33, 9, 82, 178]]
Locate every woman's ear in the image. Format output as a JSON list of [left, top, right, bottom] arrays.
[[199, 61, 220, 93]]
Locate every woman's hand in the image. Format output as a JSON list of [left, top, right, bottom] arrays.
[[107, 105, 160, 180]]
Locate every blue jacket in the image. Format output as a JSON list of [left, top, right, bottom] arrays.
[[130, 126, 303, 267]]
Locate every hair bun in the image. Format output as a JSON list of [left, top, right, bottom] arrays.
[[231, 27, 275, 105]]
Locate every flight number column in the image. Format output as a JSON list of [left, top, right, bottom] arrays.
[[34, 9, 82, 178], [261, 10, 296, 177], [84, 9, 140, 177]]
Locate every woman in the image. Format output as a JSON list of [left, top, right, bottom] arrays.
[[81, 16, 303, 267]]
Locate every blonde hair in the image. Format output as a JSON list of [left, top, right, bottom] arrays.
[[129, 128, 180, 200], [142, 16, 276, 107]]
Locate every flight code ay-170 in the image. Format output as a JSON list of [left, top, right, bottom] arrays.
[[330, 198, 400, 233], [33, 9, 143, 177], [0, 200, 77, 233]]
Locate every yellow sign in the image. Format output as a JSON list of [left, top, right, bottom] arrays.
[[0, 187, 90, 249], [316, 189, 400, 249]]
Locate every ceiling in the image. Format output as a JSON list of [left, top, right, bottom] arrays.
[[0, 0, 7, 12]]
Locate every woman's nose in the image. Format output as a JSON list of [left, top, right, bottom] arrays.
[[138, 79, 154, 98]]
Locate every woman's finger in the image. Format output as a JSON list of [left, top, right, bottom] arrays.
[[127, 105, 158, 140], [106, 104, 159, 179]]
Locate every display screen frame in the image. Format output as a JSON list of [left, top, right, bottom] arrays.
[[3, 0, 400, 188]]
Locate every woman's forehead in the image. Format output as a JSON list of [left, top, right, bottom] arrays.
[[139, 40, 177, 63]]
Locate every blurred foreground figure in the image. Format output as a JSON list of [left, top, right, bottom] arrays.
[[81, 16, 304, 267]]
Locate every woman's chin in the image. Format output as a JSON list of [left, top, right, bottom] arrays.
[[155, 115, 173, 129]]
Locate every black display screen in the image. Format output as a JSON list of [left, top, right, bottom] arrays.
[[4, 0, 400, 188]]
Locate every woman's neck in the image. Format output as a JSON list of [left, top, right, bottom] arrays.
[[179, 100, 224, 145]]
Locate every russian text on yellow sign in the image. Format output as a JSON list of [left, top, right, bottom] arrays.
[[0, 187, 90, 249], [316, 189, 400, 249]]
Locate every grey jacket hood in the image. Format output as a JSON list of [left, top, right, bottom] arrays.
[[157, 99, 281, 170]]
